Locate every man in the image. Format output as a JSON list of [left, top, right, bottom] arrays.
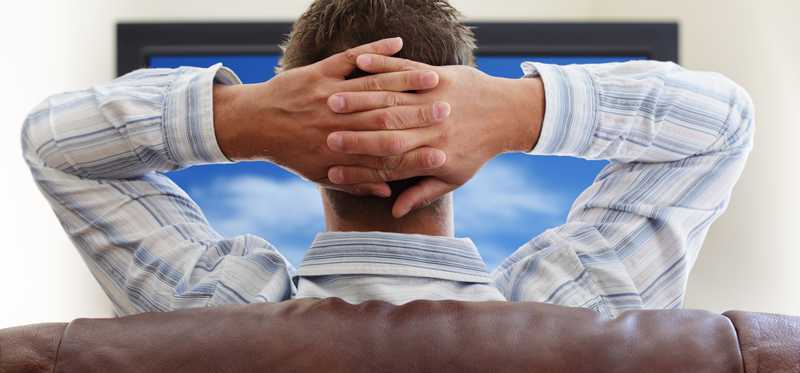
[[22, 0, 753, 318]]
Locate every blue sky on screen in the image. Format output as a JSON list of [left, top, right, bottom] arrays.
[[150, 54, 638, 268]]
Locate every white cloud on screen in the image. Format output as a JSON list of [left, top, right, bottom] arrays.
[[454, 160, 565, 234], [191, 175, 324, 236], [190, 175, 325, 265]]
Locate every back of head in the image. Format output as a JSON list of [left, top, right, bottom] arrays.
[[279, 0, 475, 226]]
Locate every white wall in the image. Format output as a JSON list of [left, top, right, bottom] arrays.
[[584, 0, 800, 315], [1, 0, 797, 328], [0, 1, 117, 328]]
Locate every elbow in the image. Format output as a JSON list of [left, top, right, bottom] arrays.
[[20, 97, 64, 170], [720, 78, 756, 151], [20, 101, 48, 167]]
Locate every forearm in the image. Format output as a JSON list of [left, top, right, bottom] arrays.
[[523, 61, 754, 162], [22, 65, 239, 180]]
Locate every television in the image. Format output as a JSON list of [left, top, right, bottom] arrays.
[[117, 22, 679, 268]]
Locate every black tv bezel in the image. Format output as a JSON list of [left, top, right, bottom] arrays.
[[117, 22, 679, 77]]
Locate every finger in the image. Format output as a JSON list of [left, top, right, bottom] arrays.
[[318, 37, 403, 78], [328, 126, 442, 156], [328, 147, 447, 184], [330, 101, 450, 131], [356, 54, 431, 74], [392, 177, 454, 218], [336, 70, 439, 93], [319, 181, 392, 198], [337, 153, 386, 170], [328, 91, 422, 114]]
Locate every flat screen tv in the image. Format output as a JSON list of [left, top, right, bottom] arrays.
[[117, 22, 679, 268]]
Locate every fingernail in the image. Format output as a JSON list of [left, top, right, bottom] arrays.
[[357, 54, 372, 68], [329, 95, 345, 112], [428, 150, 447, 168], [421, 71, 438, 88], [329, 168, 344, 184], [328, 133, 344, 151], [433, 101, 451, 121]]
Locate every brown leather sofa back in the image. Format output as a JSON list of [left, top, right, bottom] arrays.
[[0, 323, 65, 373], [1, 299, 798, 373], [724, 311, 800, 373]]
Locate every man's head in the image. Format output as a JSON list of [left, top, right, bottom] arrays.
[[279, 0, 475, 235]]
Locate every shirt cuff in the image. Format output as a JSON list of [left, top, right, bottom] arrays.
[[163, 63, 242, 167], [521, 62, 599, 157]]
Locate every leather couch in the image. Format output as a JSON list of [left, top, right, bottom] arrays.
[[1, 298, 798, 372]]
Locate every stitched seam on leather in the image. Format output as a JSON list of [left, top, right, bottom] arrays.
[[722, 313, 748, 373], [51, 321, 71, 373]]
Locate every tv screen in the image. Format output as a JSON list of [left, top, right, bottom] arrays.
[[147, 53, 643, 268]]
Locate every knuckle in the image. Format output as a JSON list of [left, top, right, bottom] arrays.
[[417, 106, 430, 124], [376, 169, 392, 182], [364, 77, 382, 91], [343, 49, 358, 62], [385, 136, 406, 154], [382, 155, 402, 171], [366, 155, 385, 170], [310, 85, 329, 101], [311, 66, 327, 80], [377, 111, 395, 130], [394, 60, 412, 71], [384, 93, 400, 107]]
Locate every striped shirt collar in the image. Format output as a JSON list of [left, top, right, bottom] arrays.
[[295, 232, 491, 283]]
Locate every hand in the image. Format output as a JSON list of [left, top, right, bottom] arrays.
[[213, 38, 450, 197], [324, 54, 545, 216]]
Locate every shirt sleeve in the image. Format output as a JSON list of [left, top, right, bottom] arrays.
[[21, 65, 295, 316], [491, 61, 755, 318]]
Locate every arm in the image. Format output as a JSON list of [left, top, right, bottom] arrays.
[[21, 65, 295, 315], [21, 38, 449, 315], [324, 58, 754, 316], [492, 61, 754, 316]]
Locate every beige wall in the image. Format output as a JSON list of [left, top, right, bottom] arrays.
[[1, 0, 797, 328]]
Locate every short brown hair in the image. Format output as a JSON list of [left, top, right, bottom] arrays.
[[279, 0, 475, 218], [279, 0, 475, 71]]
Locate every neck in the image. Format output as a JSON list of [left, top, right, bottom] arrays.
[[322, 194, 454, 237]]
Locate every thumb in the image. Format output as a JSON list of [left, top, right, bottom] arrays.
[[392, 177, 454, 218]]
